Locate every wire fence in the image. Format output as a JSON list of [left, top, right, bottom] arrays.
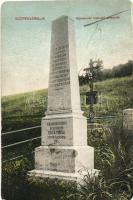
[[2, 115, 123, 163], [2, 136, 41, 149], [2, 125, 41, 136], [2, 115, 122, 135], [2, 151, 35, 164], [2, 125, 41, 163]]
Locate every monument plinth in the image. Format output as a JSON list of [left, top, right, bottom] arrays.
[[30, 16, 96, 181]]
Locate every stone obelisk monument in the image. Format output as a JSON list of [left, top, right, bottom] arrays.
[[30, 16, 95, 181]]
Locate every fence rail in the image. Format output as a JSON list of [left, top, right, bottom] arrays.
[[2, 125, 41, 135], [2, 151, 35, 163], [2, 136, 41, 149], [94, 115, 122, 119], [2, 115, 122, 135], [2, 114, 122, 164]]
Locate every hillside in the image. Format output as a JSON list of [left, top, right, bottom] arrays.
[[2, 76, 133, 133], [2, 76, 133, 200]]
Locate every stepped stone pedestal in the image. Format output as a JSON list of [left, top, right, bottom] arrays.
[[29, 16, 97, 181]]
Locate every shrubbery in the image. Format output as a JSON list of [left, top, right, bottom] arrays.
[[2, 119, 133, 200], [79, 60, 133, 85]]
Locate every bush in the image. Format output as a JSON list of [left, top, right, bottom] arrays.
[[75, 172, 112, 200], [2, 157, 33, 200], [79, 60, 133, 85], [27, 176, 77, 200]]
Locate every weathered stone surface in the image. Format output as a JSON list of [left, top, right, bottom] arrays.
[[29, 169, 98, 182], [47, 16, 81, 115], [41, 113, 87, 146], [35, 146, 94, 173], [29, 15, 96, 181]]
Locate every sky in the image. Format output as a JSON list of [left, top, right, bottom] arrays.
[[1, 0, 133, 96]]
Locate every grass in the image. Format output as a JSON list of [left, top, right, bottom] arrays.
[[1, 75, 133, 200], [2, 76, 133, 158], [2, 76, 133, 132], [1, 76, 133, 152]]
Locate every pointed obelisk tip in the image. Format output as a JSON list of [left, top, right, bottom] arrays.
[[53, 15, 74, 22]]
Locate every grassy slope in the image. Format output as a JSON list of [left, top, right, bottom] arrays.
[[2, 76, 133, 132], [81, 76, 133, 116], [1, 76, 133, 160]]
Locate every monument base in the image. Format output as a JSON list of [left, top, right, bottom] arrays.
[[35, 146, 94, 172], [28, 145, 97, 182], [29, 169, 98, 182]]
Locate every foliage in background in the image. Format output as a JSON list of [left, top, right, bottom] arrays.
[[81, 76, 133, 116], [79, 60, 133, 85]]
